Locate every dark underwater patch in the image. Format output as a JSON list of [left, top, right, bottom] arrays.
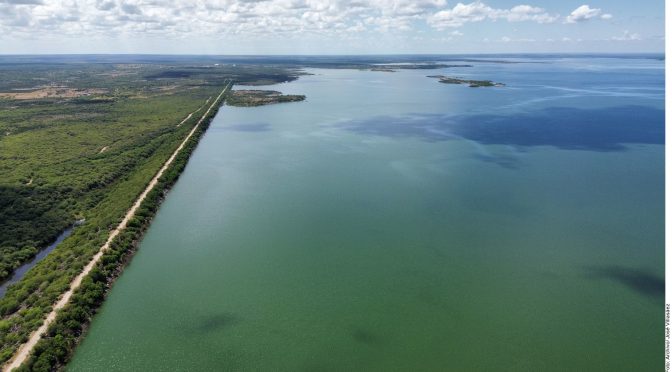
[[352, 328, 379, 345], [584, 265, 664, 299], [190, 312, 241, 334], [337, 105, 664, 152], [473, 152, 521, 169]]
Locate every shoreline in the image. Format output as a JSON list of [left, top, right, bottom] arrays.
[[2, 82, 231, 372], [0, 227, 73, 299]]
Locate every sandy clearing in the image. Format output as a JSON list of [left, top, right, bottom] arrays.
[[0, 87, 107, 100], [2, 82, 230, 372], [98, 146, 109, 154]]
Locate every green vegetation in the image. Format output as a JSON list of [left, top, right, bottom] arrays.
[[368, 64, 472, 72], [427, 75, 505, 87], [0, 63, 221, 284], [0, 61, 303, 284], [14, 87, 228, 372], [296, 62, 472, 71], [227, 90, 306, 107], [0, 60, 301, 367], [370, 67, 397, 72], [144, 64, 303, 86]]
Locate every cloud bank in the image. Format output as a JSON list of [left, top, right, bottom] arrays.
[[0, 1, 614, 39]]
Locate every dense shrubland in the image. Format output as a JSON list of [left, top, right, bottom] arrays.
[[15, 86, 228, 372]]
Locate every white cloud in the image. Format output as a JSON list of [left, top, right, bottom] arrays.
[[612, 30, 641, 41], [566, 5, 604, 23], [0, 0, 616, 43], [504, 5, 556, 23], [0, 0, 371, 37], [427, 2, 557, 29], [428, 2, 493, 28], [0, 0, 44, 4], [500, 36, 536, 43]]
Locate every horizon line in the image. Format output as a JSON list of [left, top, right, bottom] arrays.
[[0, 52, 665, 57]]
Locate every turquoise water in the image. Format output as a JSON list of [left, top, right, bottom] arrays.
[[69, 57, 664, 371]]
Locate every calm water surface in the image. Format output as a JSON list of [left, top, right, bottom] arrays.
[[69, 57, 664, 371], [0, 227, 74, 298]]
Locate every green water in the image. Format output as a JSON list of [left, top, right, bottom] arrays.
[[69, 58, 664, 371]]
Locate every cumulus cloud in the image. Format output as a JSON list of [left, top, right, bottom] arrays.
[[0, 0, 616, 41], [612, 30, 641, 41], [500, 36, 536, 43], [427, 2, 557, 29], [120, 3, 141, 15], [428, 2, 493, 28], [566, 5, 610, 23], [0, 0, 366, 37], [503, 5, 557, 23], [0, 0, 44, 4]]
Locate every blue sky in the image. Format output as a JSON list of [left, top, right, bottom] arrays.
[[0, 0, 664, 54]]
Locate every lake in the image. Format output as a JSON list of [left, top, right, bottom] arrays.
[[68, 56, 664, 371]]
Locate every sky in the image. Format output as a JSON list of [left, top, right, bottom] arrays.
[[0, 0, 665, 54]]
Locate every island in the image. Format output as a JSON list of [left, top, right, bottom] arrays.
[[428, 75, 505, 87], [227, 90, 306, 106], [370, 67, 397, 72]]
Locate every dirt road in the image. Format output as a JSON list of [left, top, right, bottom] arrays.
[[3, 83, 230, 372]]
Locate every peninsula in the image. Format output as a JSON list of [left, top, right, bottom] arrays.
[[227, 90, 306, 107]]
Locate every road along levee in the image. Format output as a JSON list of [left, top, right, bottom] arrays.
[[2, 81, 232, 372]]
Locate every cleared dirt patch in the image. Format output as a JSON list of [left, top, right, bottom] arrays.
[[0, 86, 107, 100]]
